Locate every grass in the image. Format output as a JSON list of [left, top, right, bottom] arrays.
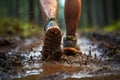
[[0, 18, 120, 37], [103, 21, 120, 32], [0, 18, 44, 37], [78, 21, 120, 33]]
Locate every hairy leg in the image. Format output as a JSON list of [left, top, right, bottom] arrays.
[[38, 0, 62, 61], [38, 0, 58, 21]]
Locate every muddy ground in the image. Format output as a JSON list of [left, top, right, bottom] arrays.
[[0, 31, 120, 80]]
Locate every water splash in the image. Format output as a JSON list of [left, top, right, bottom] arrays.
[[78, 37, 102, 58]]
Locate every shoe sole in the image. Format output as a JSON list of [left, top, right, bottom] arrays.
[[42, 26, 62, 61]]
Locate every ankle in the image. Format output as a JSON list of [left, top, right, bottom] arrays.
[[44, 18, 58, 32], [65, 35, 77, 41], [63, 35, 78, 48]]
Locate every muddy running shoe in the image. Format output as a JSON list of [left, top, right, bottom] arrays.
[[63, 35, 82, 56], [42, 19, 62, 61]]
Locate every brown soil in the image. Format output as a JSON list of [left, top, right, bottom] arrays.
[[0, 31, 120, 80]]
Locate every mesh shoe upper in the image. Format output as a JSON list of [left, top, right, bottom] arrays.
[[63, 35, 80, 50]]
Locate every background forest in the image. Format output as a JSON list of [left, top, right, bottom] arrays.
[[0, 0, 120, 37]]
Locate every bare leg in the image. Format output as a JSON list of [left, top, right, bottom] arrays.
[[64, 0, 81, 36], [38, 0, 58, 21], [63, 0, 82, 55], [38, 0, 62, 61]]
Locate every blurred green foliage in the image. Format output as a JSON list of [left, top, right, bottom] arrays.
[[78, 21, 120, 33], [0, 18, 43, 37], [104, 21, 120, 32], [0, 18, 119, 38]]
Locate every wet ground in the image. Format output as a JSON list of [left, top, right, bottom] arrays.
[[0, 31, 120, 80]]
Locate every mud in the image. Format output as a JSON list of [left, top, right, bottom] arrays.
[[0, 32, 120, 80]]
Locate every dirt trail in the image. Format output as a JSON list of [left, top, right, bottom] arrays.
[[0, 32, 120, 80]]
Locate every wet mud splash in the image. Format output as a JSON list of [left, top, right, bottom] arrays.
[[0, 32, 120, 80]]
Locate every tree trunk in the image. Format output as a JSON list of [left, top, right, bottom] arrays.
[[96, 0, 105, 27], [15, 0, 19, 18], [29, 0, 34, 22], [86, 0, 92, 26], [113, 0, 120, 21], [104, 0, 114, 25]]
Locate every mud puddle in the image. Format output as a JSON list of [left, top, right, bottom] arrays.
[[0, 33, 120, 80]]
